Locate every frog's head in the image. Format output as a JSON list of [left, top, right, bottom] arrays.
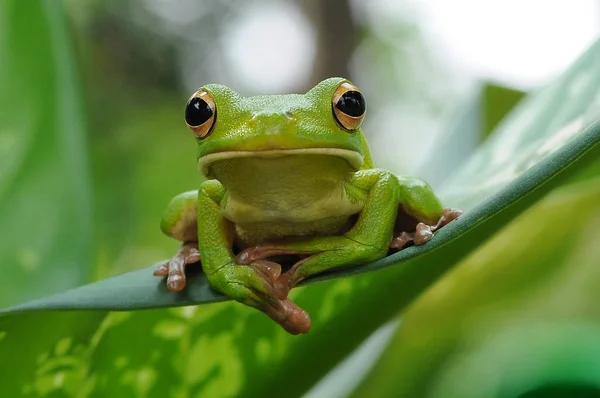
[[184, 78, 370, 179]]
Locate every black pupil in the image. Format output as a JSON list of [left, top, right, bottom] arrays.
[[336, 91, 366, 117], [185, 97, 213, 126]]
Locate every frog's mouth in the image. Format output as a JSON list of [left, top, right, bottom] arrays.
[[198, 148, 363, 178]]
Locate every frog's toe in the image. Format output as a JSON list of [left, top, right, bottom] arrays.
[[413, 222, 433, 245], [249, 260, 282, 287], [390, 208, 463, 249], [390, 231, 414, 249], [153, 262, 169, 276], [154, 241, 200, 292], [435, 208, 463, 229], [390, 224, 434, 248], [264, 298, 311, 335], [238, 260, 286, 300], [241, 289, 311, 334]]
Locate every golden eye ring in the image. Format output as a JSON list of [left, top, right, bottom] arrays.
[[332, 82, 366, 132], [185, 89, 216, 139]]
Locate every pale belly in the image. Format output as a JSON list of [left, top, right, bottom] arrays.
[[233, 215, 357, 248], [222, 188, 364, 247], [209, 154, 366, 247]]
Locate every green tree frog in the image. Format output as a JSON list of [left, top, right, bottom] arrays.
[[155, 78, 461, 334]]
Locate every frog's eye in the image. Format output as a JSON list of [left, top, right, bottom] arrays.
[[185, 89, 216, 138], [332, 82, 366, 132]]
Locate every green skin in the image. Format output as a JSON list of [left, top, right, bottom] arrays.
[[155, 78, 461, 334]]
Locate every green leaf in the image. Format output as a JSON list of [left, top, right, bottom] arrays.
[[0, 1, 91, 307], [350, 171, 600, 398], [482, 83, 526, 138], [0, 311, 105, 398]]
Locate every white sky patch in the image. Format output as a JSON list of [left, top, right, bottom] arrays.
[[419, 0, 600, 89], [221, 1, 316, 94]]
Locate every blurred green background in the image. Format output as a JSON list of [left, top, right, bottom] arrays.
[[2, 0, 600, 397]]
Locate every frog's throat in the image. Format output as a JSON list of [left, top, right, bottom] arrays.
[[198, 148, 363, 178]]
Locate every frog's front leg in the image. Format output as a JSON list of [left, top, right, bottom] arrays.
[[155, 191, 201, 291], [198, 180, 311, 334], [154, 242, 201, 290], [239, 169, 402, 293]]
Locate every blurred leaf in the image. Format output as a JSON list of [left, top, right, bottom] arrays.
[[482, 83, 526, 137], [1, 35, 600, 398], [420, 81, 525, 188], [0, 0, 91, 306], [89, 99, 199, 279], [440, 39, 600, 210], [417, 86, 482, 188], [0, 311, 105, 397], [351, 172, 600, 398]]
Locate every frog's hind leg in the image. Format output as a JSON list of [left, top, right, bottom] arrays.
[[390, 207, 463, 249], [388, 177, 462, 249]]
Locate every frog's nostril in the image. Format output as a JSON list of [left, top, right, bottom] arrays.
[[284, 111, 293, 120]]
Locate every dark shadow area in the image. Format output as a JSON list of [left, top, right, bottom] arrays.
[[518, 384, 600, 398]]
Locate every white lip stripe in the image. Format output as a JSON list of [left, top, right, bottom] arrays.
[[198, 148, 364, 176]]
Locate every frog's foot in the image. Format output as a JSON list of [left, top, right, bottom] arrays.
[[236, 247, 312, 297], [390, 231, 413, 249], [270, 256, 312, 297], [153, 241, 200, 292], [246, 260, 287, 300], [390, 208, 463, 249], [236, 256, 310, 332], [390, 223, 433, 248], [214, 261, 311, 334]]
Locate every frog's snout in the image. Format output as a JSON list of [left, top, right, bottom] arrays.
[[249, 111, 297, 137]]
